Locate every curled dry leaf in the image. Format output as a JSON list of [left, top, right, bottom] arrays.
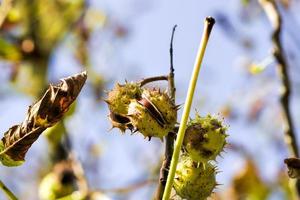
[[284, 157, 300, 179], [0, 71, 87, 166]]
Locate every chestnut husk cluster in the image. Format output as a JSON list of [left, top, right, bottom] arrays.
[[105, 82, 178, 140], [105, 81, 228, 200], [174, 114, 228, 200]]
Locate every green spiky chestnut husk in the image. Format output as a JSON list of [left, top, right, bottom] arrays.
[[108, 111, 133, 133], [127, 88, 177, 139], [105, 82, 142, 132], [174, 155, 217, 200], [105, 82, 142, 115], [183, 114, 227, 163]]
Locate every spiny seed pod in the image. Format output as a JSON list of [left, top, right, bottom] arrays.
[[127, 88, 177, 140], [174, 155, 217, 200], [105, 82, 142, 132], [105, 82, 142, 115], [183, 114, 227, 163]]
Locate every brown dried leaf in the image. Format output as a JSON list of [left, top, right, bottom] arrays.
[[0, 71, 87, 166]]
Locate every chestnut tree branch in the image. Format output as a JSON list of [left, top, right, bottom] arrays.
[[259, 0, 299, 197], [96, 178, 157, 194], [139, 76, 169, 87], [154, 25, 177, 200], [258, 0, 298, 158]]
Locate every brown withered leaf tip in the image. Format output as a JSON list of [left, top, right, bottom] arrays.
[[0, 71, 87, 166], [284, 157, 300, 179]]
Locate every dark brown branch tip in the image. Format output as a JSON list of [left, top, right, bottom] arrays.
[[205, 16, 215, 27], [170, 25, 177, 74], [204, 16, 215, 38]]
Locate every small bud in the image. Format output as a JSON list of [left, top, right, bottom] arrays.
[[174, 155, 217, 200], [183, 114, 227, 163]]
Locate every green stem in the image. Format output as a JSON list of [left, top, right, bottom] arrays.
[[0, 179, 18, 200], [162, 17, 215, 200]]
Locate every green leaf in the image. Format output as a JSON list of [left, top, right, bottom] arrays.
[[0, 38, 22, 61], [0, 71, 87, 167]]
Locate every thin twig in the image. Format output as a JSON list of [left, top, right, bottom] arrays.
[[0, 0, 13, 27], [162, 17, 215, 200], [259, 0, 299, 197], [168, 25, 177, 100], [96, 179, 157, 194], [139, 76, 169, 87], [154, 25, 177, 200], [169, 25, 177, 76], [0, 179, 18, 200], [259, 0, 298, 158]]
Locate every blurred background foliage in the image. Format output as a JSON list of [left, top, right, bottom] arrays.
[[0, 0, 300, 199]]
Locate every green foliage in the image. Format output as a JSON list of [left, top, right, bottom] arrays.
[[2, 0, 85, 55], [0, 0, 87, 97], [0, 0, 85, 60], [0, 38, 21, 61]]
